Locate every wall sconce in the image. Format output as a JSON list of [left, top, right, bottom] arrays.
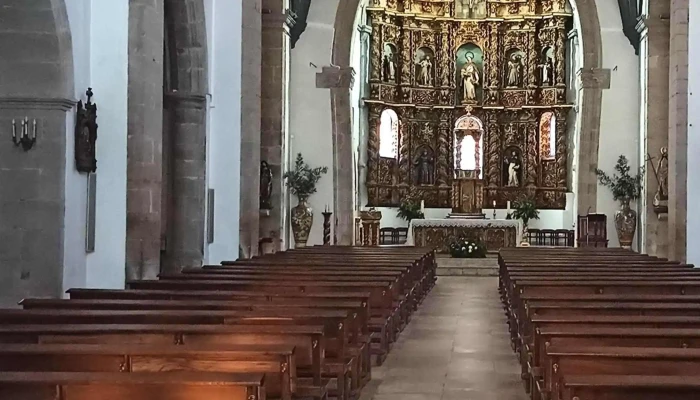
[[11, 117, 37, 151]]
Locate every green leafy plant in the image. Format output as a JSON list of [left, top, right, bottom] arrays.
[[449, 238, 486, 258], [283, 153, 328, 200], [511, 200, 540, 227], [595, 155, 643, 201], [396, 190, 425, 222]]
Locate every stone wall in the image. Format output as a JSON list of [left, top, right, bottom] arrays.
[[0, 0, 74, 305]]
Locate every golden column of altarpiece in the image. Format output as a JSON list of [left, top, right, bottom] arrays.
[[365, 0, 573, 210]]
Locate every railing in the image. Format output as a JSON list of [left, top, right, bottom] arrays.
[[379, 227, 409, 245], [526, 229, 575, 247]]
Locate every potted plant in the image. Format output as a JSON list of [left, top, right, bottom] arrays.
[[511, 200, 540, 246], [396, 190, 425, 222], [283, 153, 328, 248], [595, 155, 643, 249], [449, 238, 486, 258]]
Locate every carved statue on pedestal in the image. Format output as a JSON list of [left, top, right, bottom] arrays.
[[416, 56, 433, 86], [538, 56, 554, 86], [414, 149, 435, 185], [461, 52, 480, 101], [260, 161, 273, 210], [506, 54, 523, 88], [503, 151, 522, 187], [649, 147, 669, 214]]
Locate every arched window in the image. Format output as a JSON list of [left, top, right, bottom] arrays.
[[539, 112, 556, 160], [379, 109, 399, 158], [454, 114, 484, 178]]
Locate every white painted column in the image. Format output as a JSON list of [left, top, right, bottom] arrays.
[[687, 1, 700, 264], [207, 0, 243, 263], [85, 0, 129, 288]]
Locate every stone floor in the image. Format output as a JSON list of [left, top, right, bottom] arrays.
[[360, 277, 527, 400]]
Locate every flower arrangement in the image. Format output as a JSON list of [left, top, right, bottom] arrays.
[[283, 153, 328, 200], [449, 238, 487, 258], [396, 190, 425, 222], [511, 200, 540, 227], [595, 155, 643, 202]]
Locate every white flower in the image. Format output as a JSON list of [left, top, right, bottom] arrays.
[[468, 248, 472, 253]]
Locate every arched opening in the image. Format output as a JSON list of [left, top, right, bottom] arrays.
[[379, 109, 399, 159], [454, 115, 484, 178]]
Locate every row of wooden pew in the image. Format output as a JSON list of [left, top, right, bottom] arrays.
[[499, 247, 700, 400], [0, 246, 437, 400]]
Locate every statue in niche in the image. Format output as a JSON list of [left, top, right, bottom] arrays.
[[461, 52, 480, 101], [459, 0, 486, 19], [260, 161, 273, 210], [414, 149, 435, 185], [416, 55, 433, 86], [538, 56, 554, 86], [383, 45, 397, 82], [506, 53, 524, 88], [503, 151, 522, 187]]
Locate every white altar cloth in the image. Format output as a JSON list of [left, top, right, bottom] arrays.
[[406, 218, 522, 246]]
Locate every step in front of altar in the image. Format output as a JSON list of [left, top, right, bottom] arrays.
[[436, 255, 499, 276]]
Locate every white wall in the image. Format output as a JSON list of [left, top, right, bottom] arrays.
[[594, 0, 641, 249], [289, 0, 340, 246], [63, 0, 128, 291], [687, 1, 700, 264], [206, 0, 243, 263], [85, 0, 129, 288]]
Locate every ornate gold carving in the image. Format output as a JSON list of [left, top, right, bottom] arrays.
[[365, 1, 573, 209]]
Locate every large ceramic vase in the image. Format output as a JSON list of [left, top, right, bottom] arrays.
[[614, 198, 637, 249], [291, 197, 313, 248]]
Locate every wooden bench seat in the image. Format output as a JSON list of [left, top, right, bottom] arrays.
[[0, 371, 267, 400], [0, 324, 328, 399], [544, 346, 700, 400], [0, 343, 295, 400], [560, 374, 700, 400]]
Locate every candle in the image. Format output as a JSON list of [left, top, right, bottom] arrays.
[[507, 201, 511, 212], [420, 200, 425, 212], [492, 200, 496, 208]]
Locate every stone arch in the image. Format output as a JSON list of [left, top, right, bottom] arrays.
[[0, 0, 75, 304], [329, 0, 604, 239]]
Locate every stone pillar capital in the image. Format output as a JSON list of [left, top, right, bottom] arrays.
[[316, 66, 356, 89], [263, 10, 294, 34], [577, 68, 611, 90]]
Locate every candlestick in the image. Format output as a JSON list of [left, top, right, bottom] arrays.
[[322, 211, 333, 246]]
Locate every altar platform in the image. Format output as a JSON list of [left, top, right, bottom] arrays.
[[406, 218, 521, 253]]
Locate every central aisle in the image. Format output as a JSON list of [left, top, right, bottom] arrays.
[[360, 277, 527, 400]]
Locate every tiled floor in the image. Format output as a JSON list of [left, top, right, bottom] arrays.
[[360, 277, 527, 400]]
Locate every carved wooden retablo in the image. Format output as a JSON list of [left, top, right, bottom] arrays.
[[365, 0, 573, 210]]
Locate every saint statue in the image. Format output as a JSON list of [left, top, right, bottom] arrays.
[[383, 53, 396, 82], [507, 54, 523, 87], [414, 150, 434, 185], [260, 161, 273, 209], [538, 56, 554, 86], [461, 53, 480, 101], [651, 146, 669, 208], [417, 55, 433, 86], [503, 151, 521, 187]]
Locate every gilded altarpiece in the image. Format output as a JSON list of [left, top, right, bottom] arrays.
[[365, 0, 573, 209]]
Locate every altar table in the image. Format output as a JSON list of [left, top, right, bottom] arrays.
[[406, 218, 521, 253]]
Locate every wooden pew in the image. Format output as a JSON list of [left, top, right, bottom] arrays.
[[0, 309, 353, 400], [561, 375, 700, 400], [0, 371, 266, 400], [0, 343, 294, 400], [0, 324, 328, 400], [544, 346, 700, 400]]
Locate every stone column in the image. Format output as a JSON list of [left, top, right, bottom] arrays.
[[637, 2, 670, 258], [317, 66, 356, 245], [668, 0, 689, 262], [162, 93, 207, 272], [126, 0, 165, 280], [576, 67, 610, 215], [260, 1, 292, 250], [357, 24, 372, 211], [239, 0, 262, 258], [0, 98, 74, 305]]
